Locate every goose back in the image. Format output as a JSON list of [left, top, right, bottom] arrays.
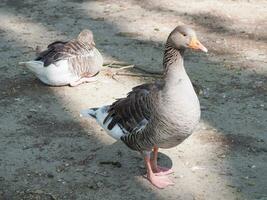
[[35, 39, 102, 78]]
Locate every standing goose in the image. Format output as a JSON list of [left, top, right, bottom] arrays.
[[19, 29, 103, 86], [81, 25, 207, 189]]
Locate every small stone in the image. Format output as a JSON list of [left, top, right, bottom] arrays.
[[174, 175, 184, 179], [250, 165, 256, 169], [47, 173, 54, 178], [117, 150, 123, 157], [56, 165, 65, 172], [96, 181, 103, 188], [191, 166, 205, 172], [26, 115, 32, 119], [29, 108, 37, 112], [247, 181, 255, 186], [218, 154, 226, 158], [88, 184, 97, 190], [34, 189, 44, 194]]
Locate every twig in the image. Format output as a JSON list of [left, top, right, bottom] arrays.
[[111, 65, 135, 80], [87, 170, 109, 177], [115, 65, 135, 71], [103, 61, 115, 68], [99, 161, 122, 168], [104, 62, 163, 75], [114, 72, 162, 78], [133, 66, 162, 75], [103, 61, 129, 68], [103, 61, 163, 81]]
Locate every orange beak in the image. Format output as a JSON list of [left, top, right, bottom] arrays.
[[189, 37, 208, 52]]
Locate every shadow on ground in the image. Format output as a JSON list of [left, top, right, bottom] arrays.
[[0, 0, 266, 199]]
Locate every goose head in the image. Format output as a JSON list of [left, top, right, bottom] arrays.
[[77, 29, 96, 46], [167, 25, 208, 53]]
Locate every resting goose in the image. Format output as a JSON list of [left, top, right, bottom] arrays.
[[81, 25, 207, 189], [19, 29, 103, 86]]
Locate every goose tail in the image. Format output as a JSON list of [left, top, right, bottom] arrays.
[[80, 106, 125, 140], [19, 62, 27, 67], [80, 107, 99, 119], [19, 61, 43, 69]]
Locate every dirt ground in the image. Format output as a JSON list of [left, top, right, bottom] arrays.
[[0, 0, 266, 199]]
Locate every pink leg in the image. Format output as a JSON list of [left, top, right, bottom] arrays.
[[151, 146, 174, 176], [144, 154, 174, 189], [69, 76, 98, 87]]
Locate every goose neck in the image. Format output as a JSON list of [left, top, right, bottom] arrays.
[[163, 43, 186, 84]]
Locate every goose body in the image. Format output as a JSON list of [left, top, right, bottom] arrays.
[[19, 29, 103, 86], [81, 68, 200, 150], [81, 25, 207, 188]]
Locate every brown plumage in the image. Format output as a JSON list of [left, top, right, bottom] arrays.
[[81, 25, 208, 188], [104, 81, 163, 132], [35, 29, 100, 77], [20, 29, 103, 86]]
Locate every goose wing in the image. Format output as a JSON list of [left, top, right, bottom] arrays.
[[35, 40, 94, 67], [104, 81, 163, 133]]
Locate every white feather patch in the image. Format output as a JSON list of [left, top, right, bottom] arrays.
[[80, 108, 97, 118], [20, 59, 78, 86], [40, 60, 78, 85], [19, 61, 44, 70], [80, 106, 127, 140]]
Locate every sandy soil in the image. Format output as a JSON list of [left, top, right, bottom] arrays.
[[0, 0, 266, 199]]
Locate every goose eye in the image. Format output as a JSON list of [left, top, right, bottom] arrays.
[[182, 34, 187, 37]]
